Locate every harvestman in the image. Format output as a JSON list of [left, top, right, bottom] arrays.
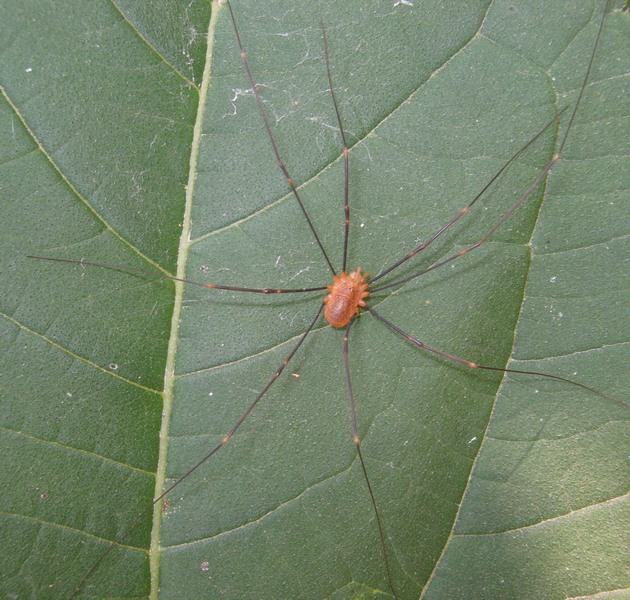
[[25, 0, 625, 597]]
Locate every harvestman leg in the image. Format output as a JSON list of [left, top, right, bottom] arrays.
[[69, 304, 326, 598], [370, 109, 565, 287], [344, 322, 397, 594], [372, 0, 611, 292], [225, 0, 337, 275]]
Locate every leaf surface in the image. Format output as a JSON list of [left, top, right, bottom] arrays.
[[1, 1, 628, 598]]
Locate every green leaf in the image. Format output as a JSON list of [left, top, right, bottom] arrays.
[[1, 1, 628, 599]]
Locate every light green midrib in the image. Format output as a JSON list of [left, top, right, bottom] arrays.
[[148, 2, 223, 598]]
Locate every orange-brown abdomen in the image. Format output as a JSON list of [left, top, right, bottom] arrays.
[[324, 268, 369, 328]]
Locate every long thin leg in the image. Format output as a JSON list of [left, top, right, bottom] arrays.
[[343, 323, 397, 598], [367, 305, 618, 403], [226, 1, 335, 274], [370, 110, 563, 288], [27, 255, 328, 294], [556, 0, 610, 158], [322, 26, 351, 273], [70, 303, 325, 598], [371, 0, 610, 291], [371, 155, 558, 293]]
